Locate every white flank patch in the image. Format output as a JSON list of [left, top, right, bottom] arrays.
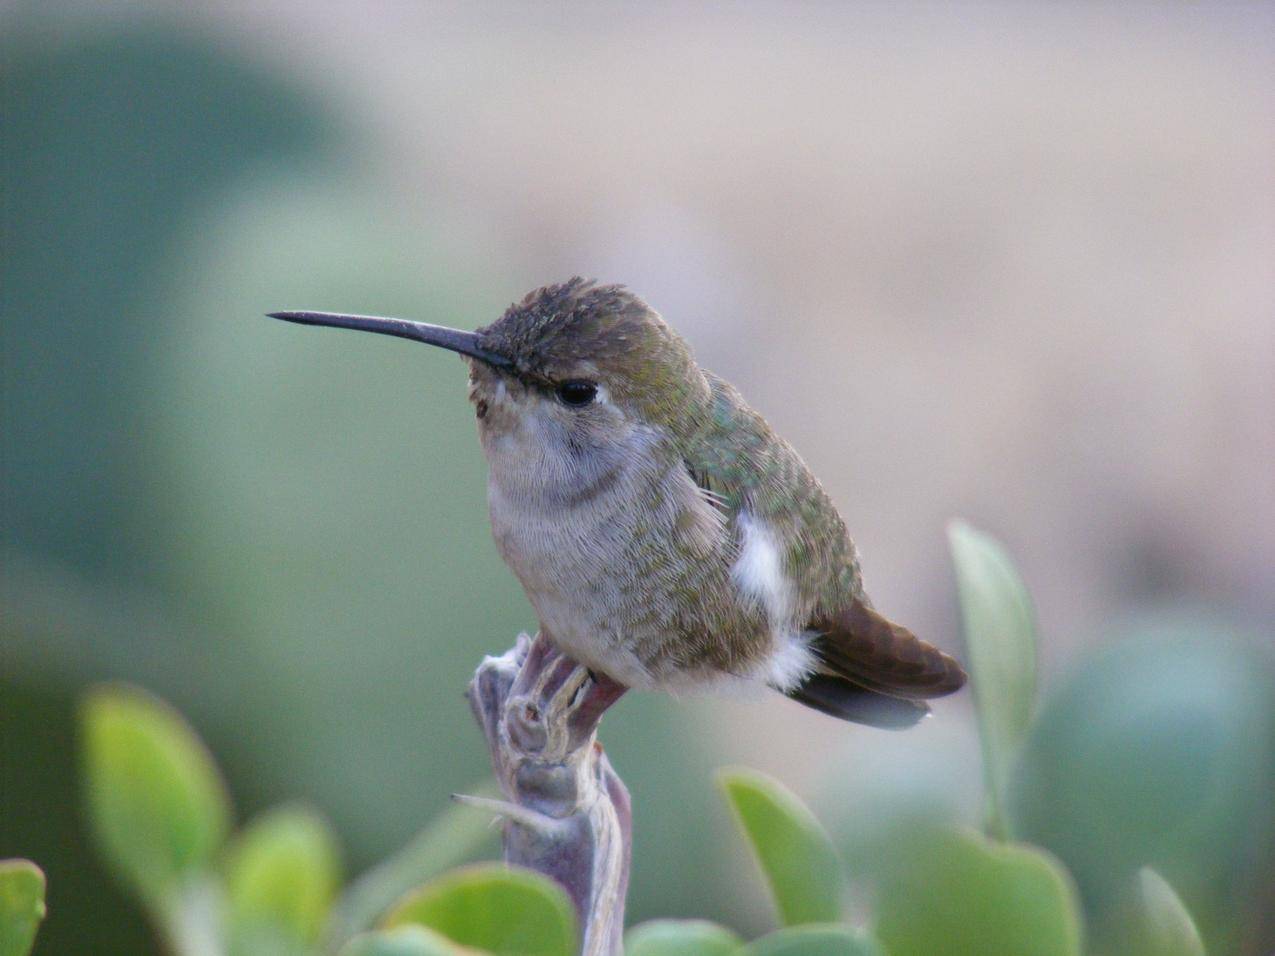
[[731, 513, 814, 691], [731, 513, 791, 620], [764, 633, 815, 691]]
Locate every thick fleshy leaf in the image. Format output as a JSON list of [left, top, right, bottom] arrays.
[[1133, 868, 1206, 956], [741, 924, 885, 956], [383, 864, 575, 956], [0, 860, 46, 956], [338, 925, 474, 956], [625, 918, 742, 956], [875, 826, 1082, 956], [947, 520, 1036, 839], [1124, 868, 1206, 956], [1009, 620, 1274, 952], [325, 783, 499, 947], [81, 685, 231, 905], [718, 768, 844, 926], [225, 804, 342, 950]]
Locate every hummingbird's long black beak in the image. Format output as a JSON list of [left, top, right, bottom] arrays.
[[266, 311, 512, 368]]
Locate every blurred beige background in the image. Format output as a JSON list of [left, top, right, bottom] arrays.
[[190, 0, 1274, 747]]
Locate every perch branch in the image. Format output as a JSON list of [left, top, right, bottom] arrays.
[[466, 632, 630, 956]]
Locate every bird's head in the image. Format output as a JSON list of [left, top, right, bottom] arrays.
[[270, 278, 710, 497]]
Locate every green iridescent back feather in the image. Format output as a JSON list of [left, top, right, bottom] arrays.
[[679, 373, 867, 622]]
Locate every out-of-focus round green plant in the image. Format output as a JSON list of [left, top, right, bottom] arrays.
[[1010, 617, 1275, 954], [338, 926, 474, 956], [224, 805, 343, 954], [81, 685, 232, 910], [718, 768, 845, 927], [874, 826, 1082, 956], [382, 864, 576, 956], [624, 918, 743, 956], [0, 861, 46, 956]]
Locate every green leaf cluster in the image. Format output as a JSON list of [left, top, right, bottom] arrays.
[[21, 518, 1244, 956], [622, 521, 1221, 955], [74, 683, 544, 956], [622, 762, 1076, 955]]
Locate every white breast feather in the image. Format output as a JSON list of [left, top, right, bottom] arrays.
[[730, 513, 814, 691]]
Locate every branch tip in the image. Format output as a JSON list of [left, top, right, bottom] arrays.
[[451, 792, 562, 834]]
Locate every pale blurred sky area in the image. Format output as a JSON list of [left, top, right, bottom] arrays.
[[2, 2, 1273, 953]]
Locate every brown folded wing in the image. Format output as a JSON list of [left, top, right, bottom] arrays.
[[785, 597, 967, 727]]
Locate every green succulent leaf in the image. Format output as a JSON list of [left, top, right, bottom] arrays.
[[382, 863, 575, 956], [741, 923, 885, 956], [0, 860, 47, 956], [947, 520, 1037, 839], [81, 684, 232, 907], [225, 804, 342, 952], [875, 826, 1082, 956], [625, 918, 743, 956], [718, 767, 845, 927], [338, 925, 478, 956], [1126, 868, 1206, 956], [1008, 620, 1274, 952], [325, 782, 499, 947]]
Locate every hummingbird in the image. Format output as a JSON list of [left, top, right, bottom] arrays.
[[269, 278, 965, 727]]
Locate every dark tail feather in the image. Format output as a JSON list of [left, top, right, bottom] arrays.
[[812, 598, 967, 700], [786, 673, 930, 729], [785, 596, 967, 727]]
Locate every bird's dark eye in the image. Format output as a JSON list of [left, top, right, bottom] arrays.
[[556, 379, 598, 407]]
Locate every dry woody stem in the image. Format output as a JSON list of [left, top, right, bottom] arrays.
[[466, 633, 631, 956]]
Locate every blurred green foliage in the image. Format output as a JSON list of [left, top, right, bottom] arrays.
[[946, 521, 1037, 839], [873, 827, 1081, 956], [6, 524, 1268, 955], [0, 861, 46, 956], [0, 20, 722, 952], [82, 685, 232, 911], [72, 686, 503, 955], [382, 865, 576, 956], [1009, 617, 1275, 955], [1122, 868, 1207, 956], [337, 927, 469, 956], [717, 769, 844, 927], [624, 919, 742, 956], [739, 925, 885, 956], [224, 806, 342, 955], [322, 798, 498, 951]]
